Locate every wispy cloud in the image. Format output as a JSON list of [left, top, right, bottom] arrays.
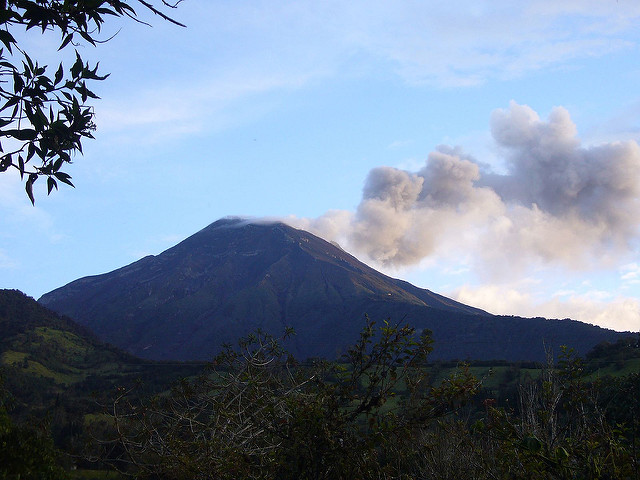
[[95, 67, 318, 144], [92, 0, 640, 143], [0, 249, 19, 270], [453, 283, 639, 332], [324, 0, 640, 86], [621, 263, 640, 286], [0, 173, 64, 243], [387, 140, 413, 150]]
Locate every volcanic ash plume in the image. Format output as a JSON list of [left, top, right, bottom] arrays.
[[293, 102, 640, 279]]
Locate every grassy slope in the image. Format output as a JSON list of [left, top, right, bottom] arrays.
[[0, 289, 203, 420]]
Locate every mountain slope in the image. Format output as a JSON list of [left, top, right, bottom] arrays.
[[0, 288, 138, 379], [0, 289, 201, 416], [39, 218, 628, 361]]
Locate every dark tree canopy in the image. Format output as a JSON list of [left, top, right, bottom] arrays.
[[0, 0, 184, 203]]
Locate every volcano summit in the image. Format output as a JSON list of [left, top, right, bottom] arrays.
[[39, 218, 626, 361]]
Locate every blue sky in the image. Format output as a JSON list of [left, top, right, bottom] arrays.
[[1, 0, 639, 332]]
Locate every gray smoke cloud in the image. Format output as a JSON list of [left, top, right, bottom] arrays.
[[486, 103, 640, 234], [292, 102, 640, 279]]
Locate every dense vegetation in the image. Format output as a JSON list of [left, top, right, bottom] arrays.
[[1, 290, 638, 479], [89, 324, 640, 479]]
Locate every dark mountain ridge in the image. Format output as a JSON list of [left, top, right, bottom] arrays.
[[39, 217, 629, 361]]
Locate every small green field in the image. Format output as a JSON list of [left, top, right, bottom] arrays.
[[584, 357, 640, 381], [34, 326, 91, 360]]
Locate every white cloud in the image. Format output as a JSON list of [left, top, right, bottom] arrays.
[[454, 284, 535, 316], [334, 0, 640, 85], [621, 263, 640, 285], [454, 283, 640, 332], [387, 140, 414, 150]]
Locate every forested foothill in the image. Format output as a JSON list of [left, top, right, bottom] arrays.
[[1, 290, 638, 479]]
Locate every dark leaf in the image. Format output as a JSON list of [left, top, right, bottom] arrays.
[[4, 128, 37, 141], [26, 144, 36, 162], [25, 174, 37, 205], [84, 62, 109, 81], [54, 63, 64, 85], [0, 30, 15, 53], [53, 157, 64, 172], [12, 70, 24, 92], [47, 176, 57, 194], [71, 52, 83, 79], [24, 52, 34, 72], [83, 85, 99, 99], [54, 171, 74, 187], [78, 82, 88, 102], [58, 34, 73, 51], [0, 154, 11, 172], [1, 96, 20, 112], [79, 30, 96, 46]]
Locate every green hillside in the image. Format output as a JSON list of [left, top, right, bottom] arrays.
[[0, 289, 203, 468], [2, 290, 190, 398]]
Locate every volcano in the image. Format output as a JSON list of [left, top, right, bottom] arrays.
[[39, 217, 626, 361]]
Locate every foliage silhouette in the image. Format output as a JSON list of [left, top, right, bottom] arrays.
[[92, 327, 640, 479], [98, 318, 480, 479], [0, 0, 184, 203], [0, 375, 65, 479]]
